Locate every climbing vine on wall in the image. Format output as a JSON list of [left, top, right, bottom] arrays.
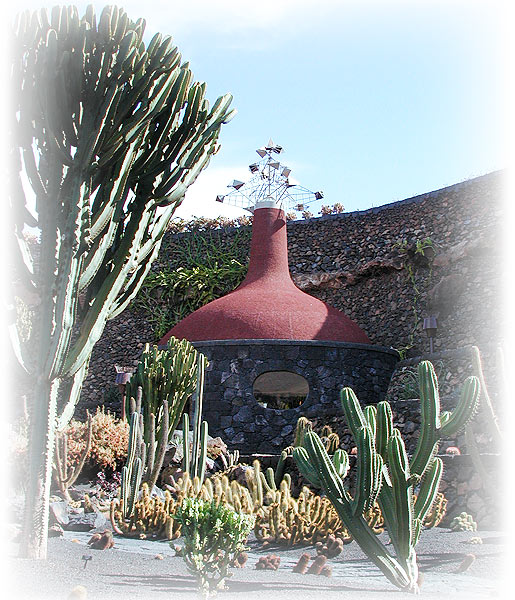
[[132, 225, 252, 340], [393, 236, 437, 358]]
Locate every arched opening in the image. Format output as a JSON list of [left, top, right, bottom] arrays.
[[253, 371, 309, 409]]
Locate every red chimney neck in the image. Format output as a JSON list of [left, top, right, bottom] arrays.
[[243, 207, 293, 285]]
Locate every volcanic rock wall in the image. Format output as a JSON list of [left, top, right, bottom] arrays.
[[80, 170, 504, 413]]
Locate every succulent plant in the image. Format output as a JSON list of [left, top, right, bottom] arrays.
[[175, 498, 254, 597], [53, 413, 93, 502], [125, 340, 202, 442], [450, 512, 478, 532], [182, 355, 209, 485], [11, 4, 235, 559], [294, 361, 480, 593]]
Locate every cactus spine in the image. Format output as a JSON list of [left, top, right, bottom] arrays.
[[294, 361, 480, 593]]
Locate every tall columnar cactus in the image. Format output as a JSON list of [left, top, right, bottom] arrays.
[[120, 411, 144, 520], [10, 5, 234, 559], [182, 356, 209, 484], [120, 385, 170, 519], [125, 339, 201, 442], [294, 361, 480, 593]]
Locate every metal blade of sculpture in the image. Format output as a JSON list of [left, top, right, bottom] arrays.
[[9, 5, 235, 559]]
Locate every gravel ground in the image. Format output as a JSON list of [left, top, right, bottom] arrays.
[[5, 527, 509, 600]]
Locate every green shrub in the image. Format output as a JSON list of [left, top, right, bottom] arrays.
[[175, 498, 254, 598]]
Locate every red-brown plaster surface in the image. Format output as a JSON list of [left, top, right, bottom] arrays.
[[158, 207, 370, 344]]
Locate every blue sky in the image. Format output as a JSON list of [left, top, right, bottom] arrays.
[[11, 0, 511, 220]]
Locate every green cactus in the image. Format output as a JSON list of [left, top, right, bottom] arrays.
[[182, 356, 209, 484], [11, 4, 235, 559], [119, 387, 170, 519], [125, 340, 201, 441], [293, 416, 313, 448], [294, 361, 480, 593]]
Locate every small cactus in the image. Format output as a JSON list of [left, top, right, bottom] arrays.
[[255, 555, 281, 570], [450, 512, 477, 532]]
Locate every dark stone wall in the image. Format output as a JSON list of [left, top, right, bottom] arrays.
[[193, 340, 398, 453]]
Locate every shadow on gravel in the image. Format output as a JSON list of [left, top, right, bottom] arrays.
[[101, 572, 398, 595], [102, 573, 198, 593]]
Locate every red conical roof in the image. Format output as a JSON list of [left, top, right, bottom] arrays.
[[158, 205, 370, 345]]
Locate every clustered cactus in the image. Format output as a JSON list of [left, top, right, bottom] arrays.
[[293, 361, 480, 593], [61, 407, 129, 472], [124, 339, 201, 442], [182, 355, 209, 484], [450, 512, 478, 532]]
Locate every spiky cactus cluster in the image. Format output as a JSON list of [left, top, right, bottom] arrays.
[[450, 512, 477, 532], [294, 361, 480, 593], [125, 339, 201, 442]]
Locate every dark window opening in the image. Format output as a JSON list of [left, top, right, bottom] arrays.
[[253, 371, 309, 409]]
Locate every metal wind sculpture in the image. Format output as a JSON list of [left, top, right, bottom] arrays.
[[215, 139, 323, 212], [9, 4, 234, 559]]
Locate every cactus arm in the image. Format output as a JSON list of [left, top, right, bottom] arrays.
[[182, 413, 190, 475], [274, 446, 293, 486], [413, 458, 443, 526], [147, 413, 156, 477], [196, 421, 208, 484], [410, 361, 441, 476], [364, 405, 377, 436], [440, 376, 480, 437], [352, 427, 377, 516], [293, 447, 323, 489], [387, 433, 413, 563], [190, 356, 205, 478], [340, 388, 368, 439], [376, 401, 393, 460], [56, 358, 90, 432], [332, 449, 349, 478], [147, 399, 170, 490]]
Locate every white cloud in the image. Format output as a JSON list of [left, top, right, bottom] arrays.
[[172, 164, 252, 220]]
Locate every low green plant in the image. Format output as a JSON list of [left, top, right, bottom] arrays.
[[133, 227, 250, 338], [175, 497, 255, 598]]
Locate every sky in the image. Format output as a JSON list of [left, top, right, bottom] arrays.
[[8, 0, 512, 221]]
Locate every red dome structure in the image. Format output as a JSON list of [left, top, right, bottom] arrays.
[[158, 201, 370, 345]]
